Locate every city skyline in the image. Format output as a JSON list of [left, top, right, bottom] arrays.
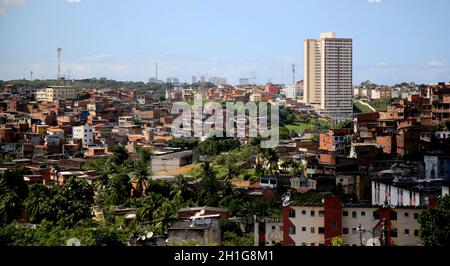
[[1, 0, 450, 85]]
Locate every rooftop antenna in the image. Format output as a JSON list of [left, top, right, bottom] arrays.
[[57, 48, 62, 84], [292, 64, 295, 85], [30, 70, 33, 82]]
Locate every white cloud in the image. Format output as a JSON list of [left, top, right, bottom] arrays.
[[376, 61, 389, 66], [80, 54, 112, 61], [427, 60, 447, 67], [0, 0, 26, 15], [67, 0, 82, 3], [368, 0, 383, 3]]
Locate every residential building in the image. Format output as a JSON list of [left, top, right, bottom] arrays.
[[303, 32, 353, 120], [36, 86, 78, 102], [283, 196, 423, 246], [151, 150, 193, 173], [72, 124, 94, 147]]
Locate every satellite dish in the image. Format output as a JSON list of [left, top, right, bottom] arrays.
[[147, 232, 154, 239], [199, 209, 206, 215], [141, 235, 146, 241], [366, 238, 381, 246], [136, 236, 141, 241], [282, 192, 291, 207], [66, 238, 81, 246]]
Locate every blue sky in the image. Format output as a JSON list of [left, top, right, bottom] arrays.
[[0, 0, 449, 85]]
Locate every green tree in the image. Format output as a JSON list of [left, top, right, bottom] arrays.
[[331, 236, 345, 246], [152, 199, 178, 235], [105, 173, 131, 206], [23, 184, 53, 223], [136, 193, 164, 222], [170, 175, 193, 204], [109, 145, 129, 165], [132, 160, 151, 197], [0, 168, 30, 224], [222, 232, 253, 246], [419, 195, 450, 246], [52, 177, 94, 227]]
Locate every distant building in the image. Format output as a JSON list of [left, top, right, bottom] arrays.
[[72, 124, 94, 147], [208, 76, 227, 86], [167, 207, 223, 246], [151, 150, 193, 173], [429, 82, 450, 123], [239, 78, 250, 86], [283, 196, 423, 246], [283, 85, 299, 99], [303, 32, 353, 120], [166, 77, 179, 85], [36, 86, 78, 102]]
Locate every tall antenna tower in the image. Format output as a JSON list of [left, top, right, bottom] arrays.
[[30, 71, 33, 82], [57, 48, 62, 84], [291, 64, 295, 85]]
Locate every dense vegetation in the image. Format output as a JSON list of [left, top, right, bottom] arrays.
[[0, 141, 284, 246]]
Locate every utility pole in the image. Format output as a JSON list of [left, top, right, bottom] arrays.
[[358, 224, 363, 246], [30, 71, 33, 82], [57, 48, 62, 85], [292, 64, 295, 85]]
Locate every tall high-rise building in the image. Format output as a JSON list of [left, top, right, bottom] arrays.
[[303, 32, 353, 120]]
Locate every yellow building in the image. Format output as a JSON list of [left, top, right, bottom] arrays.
[[36, 86, 78, 102]]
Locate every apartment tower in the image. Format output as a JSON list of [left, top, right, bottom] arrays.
[[304, 32, 353, 120]]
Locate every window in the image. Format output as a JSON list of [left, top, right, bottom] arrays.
[[288, 209, 296, 218], [373, 211, 380, 220], [301, 243, 307, 246], [319, 210, 325, 217], [288, 226, 296, 235], [414, 213, 419, 219], [310, 243, 316, 246], [318, 227, 325, 234], [311, 227, 315, 233], [361, 211, 366, 216], [404, 212, 409, 217], [404, 229, 410, 235], [391, 229, 398, 238], [352, 228, 357, 234], [302, 210, 306, 215], [390, 212, 397, 220], [302, 227, 306, 232], [343, 228, 349, 234], [352, 211, 357, 218], [331, 221, 337, 229], [343, 211, 348, 216], [272, 225, 276, 231], [310, 210, 315, 217], [414, 230, 419, 236]]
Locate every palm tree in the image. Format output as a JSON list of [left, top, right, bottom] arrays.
[[133, 160, 151, 197], [261, 148, 279, 174], [152, 200, 178, 235], [136, 192, 163, 222], [170, 175, 192, 203], [0, 169, 29, 224]]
